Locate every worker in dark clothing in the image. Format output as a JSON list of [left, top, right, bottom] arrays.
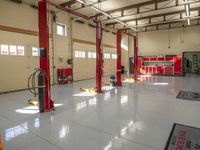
[[186, 59, 190, 73], [189, 61, 192, 73]]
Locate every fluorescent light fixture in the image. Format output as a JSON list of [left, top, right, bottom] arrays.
[[76, 0, 137, 31], [185, 4, 190, 17], [91, 6, 112, 18], [187, 17, 191, 25], [76, 0, 86, 4]]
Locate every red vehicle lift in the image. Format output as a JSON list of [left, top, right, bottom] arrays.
[[116, 30, 122, 86], [38, 0, 54, 112], [38, 0, 104, 99], [133, 34, 138, 80], [96, 21, 103, 93]]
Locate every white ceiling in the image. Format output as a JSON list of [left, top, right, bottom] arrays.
[[23, 0, 200, 31]]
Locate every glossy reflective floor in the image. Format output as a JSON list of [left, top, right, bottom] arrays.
[[0, 74, 200, 150]]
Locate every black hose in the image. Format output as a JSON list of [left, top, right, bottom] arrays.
[[27, 68, 51, 98]]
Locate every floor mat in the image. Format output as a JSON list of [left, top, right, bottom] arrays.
[[165, 123, 200, 150], [177, 90, 200, 101]]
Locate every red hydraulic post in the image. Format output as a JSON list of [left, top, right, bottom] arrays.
[[38, 0, 54, 111], [96, 21, 103, 93], [116, 30, 122, 86], [133, 34, 138, 80]]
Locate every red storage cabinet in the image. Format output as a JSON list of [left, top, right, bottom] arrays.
[[150, 58, 157, 61], [165, 67, 173, 75], [158, 57, 164, 61], [153, 67, 157, 74], [138, 55, 182, 76], [57, 68, 73, 84], [174, 56, 182, 76]]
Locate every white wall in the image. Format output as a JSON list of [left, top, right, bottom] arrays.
[[0, 0, 118, 92], [138, 26, 200, 56], [72, 21, 117, 81]]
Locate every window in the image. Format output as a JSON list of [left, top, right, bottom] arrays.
[[32, 47, 39, 56], [1, 45, 9, 55], [17, 46, 25, 56], [88, 52, 96, 58], [75, 51, 85, 58], [104, 53, 110, 59], [111, 54, 117, 59], [56, 24, 66, 36], [9, 45, 17, 55]]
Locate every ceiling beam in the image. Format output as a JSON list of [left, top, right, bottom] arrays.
[[73, 0, 110, 11], [121, 16, 200, 31], [91, 0, 170, 18], [60, 0, 77, 7], [105, 7, 200, 26]]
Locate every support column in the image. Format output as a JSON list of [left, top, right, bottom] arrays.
[[96, 21, 103, 93], [116, 30, 122, 86], [38, 0, 53, 111], [133, 34, 138, 80]]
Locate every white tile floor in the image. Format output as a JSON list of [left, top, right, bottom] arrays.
[[0, 74, 200, 150]]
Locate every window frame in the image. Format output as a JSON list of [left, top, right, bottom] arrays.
[[17, 46, 25, 56], [111, 54, 117, 59], [32, 47, 39, 57], [75, 51, 86, 58], [104, 53, 110, 59], [56, 23, 66, 36], [88, 52, 96, 59], [0, 44, 9, 55]]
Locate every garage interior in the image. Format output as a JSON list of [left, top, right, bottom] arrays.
[[0, 0, 200, 150]]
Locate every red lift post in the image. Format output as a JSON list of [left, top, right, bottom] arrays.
[[96, 21, 103, 93], [40, 1, 105, 94], [133, 34, 138, 80], [116, 30, 122, 86], [38, 0, 53, 111]]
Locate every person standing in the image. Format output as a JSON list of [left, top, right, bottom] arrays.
[[186, 59, 190, 73]]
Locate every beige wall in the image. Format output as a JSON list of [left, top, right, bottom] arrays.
[[72, 21, 117, 81], [0, 0, 118, 92], [128, 26, 200, 57], [127, 26, 200, 72]]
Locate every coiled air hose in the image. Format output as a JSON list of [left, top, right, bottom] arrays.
[[28, 68, 51, 99]]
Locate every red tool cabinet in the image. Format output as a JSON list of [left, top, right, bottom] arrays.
[[57, 68, 73, 84], [137, 55, 182, 76]]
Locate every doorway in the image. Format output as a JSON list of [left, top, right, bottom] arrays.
[[183, 51, 200, 75]]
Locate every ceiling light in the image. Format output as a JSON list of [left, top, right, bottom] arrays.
[[76, 0, 137, 31], [76, 0, 86, 4], [187, 17, 191, 25], [185, 4, 190, 17]]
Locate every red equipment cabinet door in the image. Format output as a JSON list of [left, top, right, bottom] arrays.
[[145, 67, 149, 74], [153, 67, 157, 74], [57, 69, 63, 84], [150, 57, 156, 61], [165, 67, 173, 75], [160, 66, 164, 75], [165, 57, 173, 62], [174, 56, 182, 76], [143, 57, 150, 61], [149, 67, 153, 74], [158, 57, 164, 61], [157, 66, 161, 74]]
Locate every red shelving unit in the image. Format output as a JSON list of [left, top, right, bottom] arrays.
[[57, 68, 73, 84], [137, 56, 182, 76]]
